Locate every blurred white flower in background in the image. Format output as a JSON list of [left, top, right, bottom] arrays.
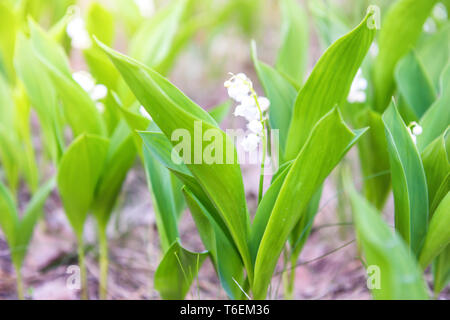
[[72, 71, 108, 112], [225, 73, 270, 152], [66, 6, 91, 50], [408, 122, 423, 145], [134, 0, 155, 18], [347, 69, 368, 103], [433, 3, 448, 20], [369, 42, 379, 58], [139, 105, 152, 120], [423, 18, 437, 34]]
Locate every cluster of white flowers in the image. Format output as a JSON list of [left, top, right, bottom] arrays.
[[66, 6, 91, 50], [424, 3, 448, 34], [72, 71, 107, 112], [347, 69, 368, 103], [134, 0, 155, 18], [224, 73, 270, 152], [408, 122, 423, 145]]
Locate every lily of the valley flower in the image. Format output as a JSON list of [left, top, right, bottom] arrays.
[[347, 69, 368, 103], [408, 122, 423, 145], [66, 7, 92, 50], [224, 73, 270, 152], [134, 0, 155, 18], [72, 71, 108, 112]]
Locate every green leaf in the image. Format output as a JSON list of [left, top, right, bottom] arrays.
[[13, 178, 55, 267], [0, 2, 17, 82], [417, 64, 450, 151], [433, 246, 450, 295], [154, 240, 207, 300], [15, 34, 63, 163], [355, 108, 391, 209], [347, 181, 429, 300], [29, 19, 106, 138], [251, 42, 297, 157], [0, 178, 55, 269], [129, 0, 190, 70], [419, 192, 450, 269], [382, 102, 429, 256], [97, 41, 252, 279], [57, 134, 109, 238], [208, 101, 231, 124], [275, 0, 309, 86], [421, 130, 450, 214], [0, 181, 19, 250], [284, 9, 376, 160], [253, 108, 367, 299], [417, 25, 450, 92], [395, 50, 437, 120], [374, 0, 439, 111], [183, 187, 244, 300], [92, 121, 136, 227], [143, 146, 181, 252]]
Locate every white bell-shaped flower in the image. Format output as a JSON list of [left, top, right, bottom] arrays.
[[347, 69, 368, 103], [66, 13, 92, 50], [134, 0, 155, 18], [241, 133, 260, 152], [247, 120, 263, 135]]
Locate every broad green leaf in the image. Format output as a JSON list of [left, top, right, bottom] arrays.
[[139, 130, 234, 248], [251, 42, 297, 157], [129, 0, 189, 70], [419, 192, 450, 269], [0, 178, 54, 269], [0, 181, 19, 249], [433, 246, 450, 295], [249, 163, 291, 263], [395, 50, 436, 120], [15, 34, 63, 163], [417, 65, 450, 151], [421, 130, 450, 214], [13, 178, 55, 267], [208, 101, 231, 125], [143, 146, 180, 252], [57, 134, 109, 238], [347, 182, 429, 300], [183, 188, 244, 300], [253, 108, 367, 299], [307, 0, 350, 49], [374, 0, 439, 112], [275, 0, 309, 86], [0, 2, 17, 82], [92, 122, 136, 227], [154, 240, 207, 300], [284, 10, 376, 160], [84, 2, 120, 90], [383, 103, 429, 256], [98, 41, 252, 279], [417, 25, 450, 92], [355, 108, 391, 209], [29, 20, 106, 137], [289, 187, 323, 258]]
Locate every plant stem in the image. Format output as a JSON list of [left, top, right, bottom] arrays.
[[258, 133, 267, 204], [14, 264, 24, 300], [98, 224, 109, 300], [77, 237, 88, 300]]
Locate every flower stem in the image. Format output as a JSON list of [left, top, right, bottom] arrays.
[[98, 224, 109, 300], [250, 90, 267, 204], [14, 264, 24, 300], [77, 236, 89, 300]]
